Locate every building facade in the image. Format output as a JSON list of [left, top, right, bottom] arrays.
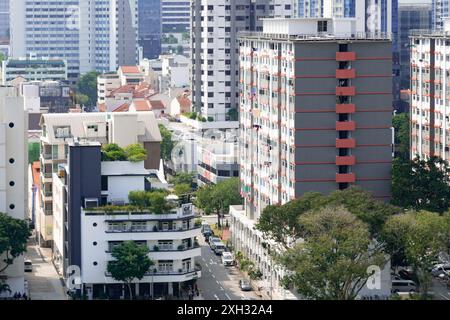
[[432, 0, 449, 31], [232, 18, 393, 297], [37, 112, 162, 247], [399, 3, 432, 89], [138, 0, 162, 59], [161, 0, 191, 56], [191, 0, 295, 122], [10, 0, 138, 83], [0, 86, 28, 297], [1, 58, 67, 85], [52, 141, 199, 299], [0, 0, 9, 41], [410, 25, 450, 161]]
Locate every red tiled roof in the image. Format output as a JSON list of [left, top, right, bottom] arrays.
[[149, 100, 165, 110], [120, 66, 140, 74], [133, 100, 151, 111], [112, 103, 130, 112]]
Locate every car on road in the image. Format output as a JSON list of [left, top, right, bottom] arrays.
[[391, 280, 417, 293], [222, 252, 234, 266], [24, 260, 32, 272], [212, 240, 226, 255], [209, 237, 221, 250], [431, 264, 450, 277], [239, 279, 253, 291]]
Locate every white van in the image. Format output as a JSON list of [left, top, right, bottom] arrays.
[[24, 260, 32, 272], [391, 280, 417, 293]]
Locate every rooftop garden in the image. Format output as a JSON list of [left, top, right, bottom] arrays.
[[182, 111, 214, 122], [101, 143, 147, 162], [84, 190, 193, 215]]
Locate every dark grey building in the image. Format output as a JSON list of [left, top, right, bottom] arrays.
[[0, 0, 9, 40], [139, 0, 162, 59], [399, 3, 432, 89]]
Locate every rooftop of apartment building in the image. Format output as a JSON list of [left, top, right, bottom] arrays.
[[238, 17, 391, 41], [39, 111, 162, 143]]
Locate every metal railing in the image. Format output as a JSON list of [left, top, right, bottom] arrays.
[[238, 31, 391, 41]]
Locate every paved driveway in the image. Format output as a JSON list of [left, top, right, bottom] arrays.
[[25, 243, 67, 300]]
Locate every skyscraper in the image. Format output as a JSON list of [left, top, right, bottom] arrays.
[[0, 0, 9, 40], [10, 0, 138, 83], [296, 0, 355, 18], [191, 0, 294, 122], [399, 3, 432, 89], [139, 0, 162, 59], [432, 0, 449, 30], [161, 0, 191, 55]]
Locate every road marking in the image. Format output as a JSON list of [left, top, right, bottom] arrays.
[[216, 280, 220, 285], [212, 274, 216, 278], [440, 294, 450, 300], [220, 286, 224, 291], [225, 293, 231, 300], [201, 257, 205, 262], [208, 268, 212, 273], [214, 294, 219, 300]]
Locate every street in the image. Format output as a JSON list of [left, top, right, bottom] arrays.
[[25, 239, 67, 300], [431, 277, 450, 300], [196, 235, 262, 301]]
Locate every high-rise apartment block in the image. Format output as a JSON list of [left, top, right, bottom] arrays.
[[191, 0, 294, 122], [232, 18, 393, 297], [0, 86, 28, 296], [10, 0, 138, 83], [432, 0, 450, 31], [410, 23, 450, 161]]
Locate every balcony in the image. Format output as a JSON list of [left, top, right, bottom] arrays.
[[336, 156, 356, 166], [336, 69, 356, 79], [106, 225, 202, 234], [105, 266, 202, 283], [336, 173, 356, 183], [336, 52, 356, 61], [336, 86, 356, 96], [336, 138, 356, 148], [336, 121, 356, 131], [336, 104, 356, 113]]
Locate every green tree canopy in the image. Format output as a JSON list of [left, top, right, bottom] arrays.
[[382, 210, 450, 298], [158, 124, 174, 162], [28, 142, 40, 164], [0, 213, 31, 273], [107, 241, 153, 299], [76, 71, 99, 107], [170, 172, 195, 187], [124, 144, 147, 162], [102, 143, 147, 162], [256, 187, 399, 249], [195, 178, 243, 227], [173, 183, 191, 197], [392, 156, 450, 213], [392, 112, 410, 160], [278, 206, 386, 300]]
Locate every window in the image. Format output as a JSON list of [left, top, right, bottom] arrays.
[[158, 260, 174, 272], [101, 176, 108, 191]]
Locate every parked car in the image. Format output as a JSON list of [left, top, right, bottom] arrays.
[[239, 279, 253, 291], [213, 242, 226, 255], [391, 280, 417, 293], [222, 252, 235, 266], [24, 260, 32, 272], [398, 269, 414, 281], [209, 237, 221, 249], [431, 264, 450, 277]]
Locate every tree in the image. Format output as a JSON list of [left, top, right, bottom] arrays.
[[0, 213, 31, 274], [158, 124, 174, 162], [195, 178, 243, 228], [382, 210, 450, 298], [256, 187, 399, 249], [101, 143, 126, 161], [124, 144, 147, 162], [74, 93, 89, 106], [75, 71, 99, 107], [0, 52, 6, 63], [148, 192, 171, 215], [170, 172, 195, 188], [174, 183, 191, 197], [392, 112, 410, 160], [0, 282, 11, 296], [128, 190, 150, 208], [278, 206, 386, 300], [107, 241, 153, 300], [392, 156, 450, 213], [28, 142, 40, 164]]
